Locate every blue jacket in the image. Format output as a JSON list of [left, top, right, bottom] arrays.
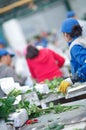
[[68, 37, 86, 82]]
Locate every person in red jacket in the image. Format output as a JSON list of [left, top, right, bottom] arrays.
[[25, 45, 65, 83]]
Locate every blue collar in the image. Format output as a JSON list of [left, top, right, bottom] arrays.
[[68, 37, 78, 46]]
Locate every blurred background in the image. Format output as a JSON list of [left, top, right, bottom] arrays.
[[0, 0, 86, 84], [0, 0, 86, 43]]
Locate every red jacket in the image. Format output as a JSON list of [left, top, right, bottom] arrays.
[[26, 48, 65, 82]]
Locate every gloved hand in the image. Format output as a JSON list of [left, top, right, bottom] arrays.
[[58, 78, 73, 93]]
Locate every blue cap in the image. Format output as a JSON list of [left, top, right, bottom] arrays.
[[61, 18, 79, 33], [0, 39, 6, 46], [67, 11, 76, 18], [0, 49, 15, 57]]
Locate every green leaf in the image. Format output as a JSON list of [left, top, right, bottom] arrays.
[[0, 100, 3, 106], [6, 96, 16, 106], [8, 89, 21, 97], [49, 102, 54, 108]]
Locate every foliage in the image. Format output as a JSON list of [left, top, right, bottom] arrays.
[[8, 88, 21, 97], [36, 91, 53, 100], [44, 102, 80, 115], [53, 103, 80, 114], [17, 99, 80, 119], [44, 122, 64, 130], [0, 95, 16, 121], [44, 78, 63, 91], [0, 89, 22, 121], [36, 78, 64, 100], [17, 100, 42, 118], [0, 88, 81, 121], [73, 129, 83, 130]]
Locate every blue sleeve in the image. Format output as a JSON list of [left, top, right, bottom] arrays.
[[71, 45, 86, 82], [77, 64, 86, 82], [71, 45, 86, 65]]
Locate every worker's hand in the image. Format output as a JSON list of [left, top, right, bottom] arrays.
[[58, 78, 73, 93]]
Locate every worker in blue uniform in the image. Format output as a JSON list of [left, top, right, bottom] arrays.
[[58, 18, 86, 93]]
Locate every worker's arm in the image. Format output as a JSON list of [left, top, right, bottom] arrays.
[[71, 45, 86, 82], [48, 49, 65, 67]]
